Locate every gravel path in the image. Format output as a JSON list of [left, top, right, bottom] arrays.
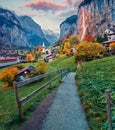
[[42, 72, 88, 130]]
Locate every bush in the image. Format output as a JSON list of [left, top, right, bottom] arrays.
[[36, 61, 47, 74], [74, 41, 106, 62], [0, 67, 19, 86]]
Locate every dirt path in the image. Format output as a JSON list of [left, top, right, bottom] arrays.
[[20, 91, 57, 130]]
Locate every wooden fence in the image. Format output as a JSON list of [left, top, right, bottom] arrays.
[[13, 68, 70, 119]]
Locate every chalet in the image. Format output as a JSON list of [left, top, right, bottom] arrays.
[[15, 66, 36, 81], [102, 40, 115, 55], [102, 40, 115, 47], [104, 28, 115, 40]]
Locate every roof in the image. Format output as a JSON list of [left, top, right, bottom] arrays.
[[107, 28, 115, 32], [102, 40, 115, 44], [15, 65, 36, 76]]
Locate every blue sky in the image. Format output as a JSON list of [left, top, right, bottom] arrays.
[[0, 0, 81, 33]]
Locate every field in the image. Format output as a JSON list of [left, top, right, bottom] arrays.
[[76, 56, 115, 129], [0, 55, 76, 130]]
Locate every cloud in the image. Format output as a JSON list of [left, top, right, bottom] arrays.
[[57, 9, 77, 19], [21, 0, 67, 12], [64, 0, 73, 5], [74, 0, 83, 7]]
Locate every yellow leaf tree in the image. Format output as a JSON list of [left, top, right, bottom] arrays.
[[36, 61, 47, 74], [75, 41, 106, 62]]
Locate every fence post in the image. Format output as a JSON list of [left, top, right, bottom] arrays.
[[61, 69, 63, 80], [105, 90, 113, 130], [13, 81, 24, 120]]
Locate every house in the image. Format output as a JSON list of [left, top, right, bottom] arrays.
[[102, 40, 115, 47], [102, 40, 115, 55], [104, 28, 115, 40], [15, 65, 36, 81]]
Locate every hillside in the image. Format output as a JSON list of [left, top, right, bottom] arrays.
[[76, 56, 115, 129], [0, 55, 114, 130], [0, 55, 76, 130]]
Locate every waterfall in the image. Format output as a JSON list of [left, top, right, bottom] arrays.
[[81, 7, 87, 40]]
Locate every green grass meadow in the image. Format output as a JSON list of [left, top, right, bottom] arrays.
[[76, 56, 115, 129]]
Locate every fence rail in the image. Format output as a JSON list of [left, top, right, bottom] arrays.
[[13, 68, 70, 119]]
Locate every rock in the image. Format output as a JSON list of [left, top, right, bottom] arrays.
[[77, 0, 115, 40]]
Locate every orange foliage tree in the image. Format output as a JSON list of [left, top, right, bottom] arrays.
[[75, 41, 106, 62], [0, 67, 19, 86], [26, 54, 33, 62], [83, 35, 95, 42], [65, 48, 71, 56], [110, 42, 115, 50]]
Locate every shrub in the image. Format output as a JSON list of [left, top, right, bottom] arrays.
[[36, 61, 47, 74], [0, 67, 19, 86], [74, 41, 106, 62]]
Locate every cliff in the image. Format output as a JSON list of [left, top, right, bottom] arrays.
[[77, 0, 115, 40], [60, 15, 77, 38], [0, 8, 32, 48]]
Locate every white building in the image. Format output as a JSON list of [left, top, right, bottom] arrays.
[[42, 42, 45, 53], [104, 28, 115, 40]]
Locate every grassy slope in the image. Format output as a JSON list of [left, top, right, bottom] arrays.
[[76, 56, 115, 129], [0, 55, 76, 130]]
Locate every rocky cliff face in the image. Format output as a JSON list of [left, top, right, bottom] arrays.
[[77, 0, 115, 40], [19, 16, 44, 38], [0, 8, 32, 48], [19, 16, 50, 47], [60, 15, 77, 38]]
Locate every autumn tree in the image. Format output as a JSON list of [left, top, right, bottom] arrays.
[[74, 41, 106, 62], [110, 42, 115, 55], [69, 35, 80, 47], [65, 48, 71, 56], [110, 42, 115, 50], [83, 35, 95, 42], [26, 54, 33, 62], [60, 38, 69, 54], [0, 67, 19, 86], [36, 61, 47, 74]]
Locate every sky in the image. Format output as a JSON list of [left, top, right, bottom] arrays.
[[0, 0, 82, 33]]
